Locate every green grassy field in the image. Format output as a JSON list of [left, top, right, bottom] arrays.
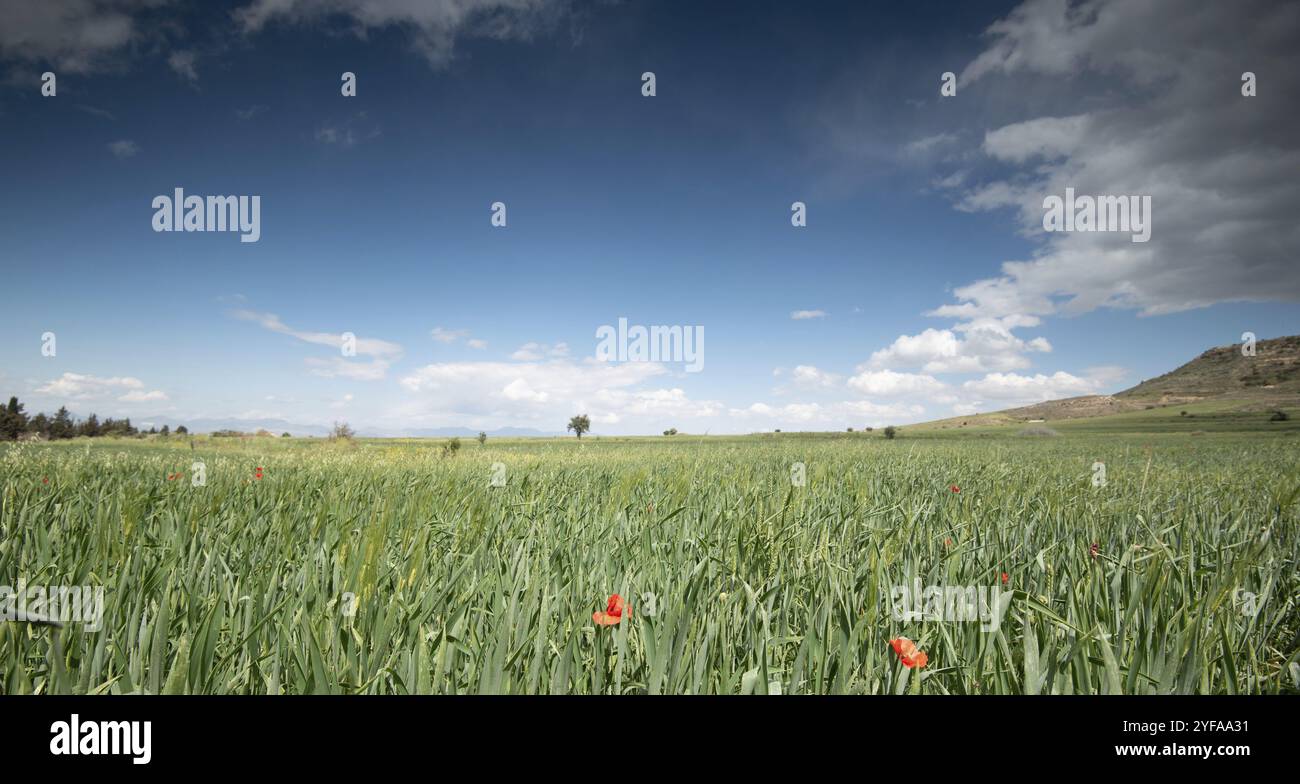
[[2, 430, 1297, 694]]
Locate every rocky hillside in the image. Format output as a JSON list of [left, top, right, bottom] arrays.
[[919, 335, 1300, 428]]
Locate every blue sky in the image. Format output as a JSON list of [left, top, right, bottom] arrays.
[[1, 0, 1296, 435]]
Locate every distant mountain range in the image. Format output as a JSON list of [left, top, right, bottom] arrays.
[[123, 416, 562, 439]]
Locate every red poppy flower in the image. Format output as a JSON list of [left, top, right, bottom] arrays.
[[1001, 572, 1009, 585], [42, 477, 49, 484], [593, 593, 630, 626], [1089, 543, 1100, 559], [254, 466, 263, 480], [890, 637, 928, 669], [950, 485, 960, 493], [944, 537, 953, 548]]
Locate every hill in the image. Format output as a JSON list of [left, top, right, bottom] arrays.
[[917, 335, 1300, 431]]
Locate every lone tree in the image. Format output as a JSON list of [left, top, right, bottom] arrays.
[[883, 426, 897, 440], [330, 421, 356, 441], [478, 431, 487, 445], [567, 414, 591, 439]]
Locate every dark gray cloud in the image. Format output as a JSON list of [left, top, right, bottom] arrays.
[[233, 0, 571, 68], [0, 0, 163, 73], [934, 0, 1300, 321]]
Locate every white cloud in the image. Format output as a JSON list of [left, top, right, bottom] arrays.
[[395, 358, 723, 430], [868, 319, 1050, 374], [510, 341, 569, 361], [431, 327, 487, 349], [847, 368, 948, 397], [904, 132, 959, 156], [791, 310, 827, 320], [431, 327, 469, 344], [232, 309, 403, 380], [167, 49, 197, 82], [304, 357, 391, 381], [118, 389, 168, 402], [107, 139, 138, 159], [981, 114, 1089, 164], [730, 399, 925, 428], [932, 171, 968, 190], [789, 365, 841, 389], [961, 370, 1103, 402], [35, 372, 166, 402]]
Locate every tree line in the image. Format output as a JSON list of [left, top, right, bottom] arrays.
[[0, 396, 187, 441]]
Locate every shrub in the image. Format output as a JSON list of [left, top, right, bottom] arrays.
[[883, 426, 897, 440], [1270, 410, 1289, 422]]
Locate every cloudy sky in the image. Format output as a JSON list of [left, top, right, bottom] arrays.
[[1, 0, 1297, 435]]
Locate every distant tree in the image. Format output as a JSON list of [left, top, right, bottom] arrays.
[[330, 421, 356, 441], [175, 425, 188, 435], [567, 415, 591, 439], [100, 416, 135, 437], [442, 437, 462, 457], [663, 428, 678, 436], [1270, 410, 1290, 422], [50, 407, 75, 439], [883, 426, 897, 440], [864, 427, 874, 432], [148, 426, 158, 434], [774, 429, 781, 433], [846, 427, 854, 432], [79, 413, 101, 438], [281, 432, 291, 437], [28, 412, 50, 438], [0, 396, 26, 440], [160, 425, 170, 436], [478, 431, 487, 446]]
